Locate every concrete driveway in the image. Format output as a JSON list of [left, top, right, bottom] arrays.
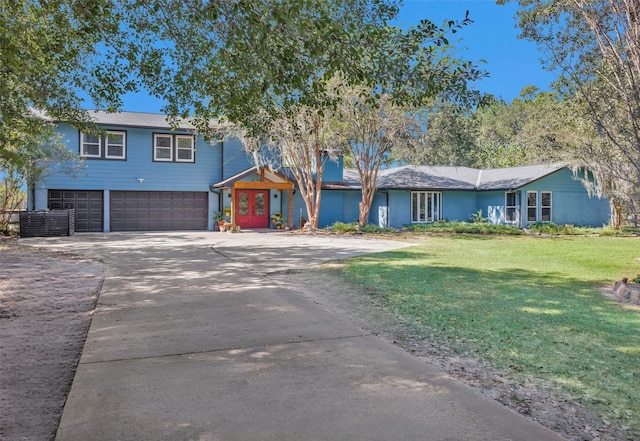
[[24, 231, 565, 441]]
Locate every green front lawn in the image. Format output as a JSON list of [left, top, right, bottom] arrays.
[[340, 235, 640, 435]]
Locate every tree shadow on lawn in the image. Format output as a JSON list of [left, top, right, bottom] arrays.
[[342, 254, 640, 434]]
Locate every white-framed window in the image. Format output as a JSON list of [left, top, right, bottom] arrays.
[[176, 135, 195, 162], [411, 191, 442, 223], [80, 130, 126, 159], [154, 134, 173, 162], [541, 191, 552, 222], [527, 191, 538, 222], [505, 191, 518, 223], [80, 133, 101, 158], [105, 131, 126, 159], [153, 134, 196, 163]]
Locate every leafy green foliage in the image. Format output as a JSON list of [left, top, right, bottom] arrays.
[[527, 222, 639, 237], [341, 235, 640, 435], [469, 209, 488, 223], [397, 89, 571, 169], [123, 0, 402, 133], [327, 221, 395, 234], [404, 220, 523, 235], [328, 222, 361, 233], [499, 0, 640, 225], [0, 0, 136, 129], [359, 223, 396, 234]]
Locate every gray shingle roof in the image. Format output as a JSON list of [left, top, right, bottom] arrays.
[[376, 165, 479, 190], [476, 163, 566, 190], [86, 110, 195, 130], [344, 163, 567, 191]]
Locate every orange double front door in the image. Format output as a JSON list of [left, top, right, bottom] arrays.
[[235, 189, 269, 228]]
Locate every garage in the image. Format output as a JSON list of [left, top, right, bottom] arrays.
[[110, 191, 208, 231], [48, 190, 104, 232]]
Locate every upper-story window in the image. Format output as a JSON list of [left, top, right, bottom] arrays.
[[154, 134, 173, 161], [80, 133, 101, 158], [153, 133, 195, 163], [176, 135, 195, 162], [105, 132, 126, 159], [80, 131, 126, 160]]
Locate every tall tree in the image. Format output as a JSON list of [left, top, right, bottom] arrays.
[[246, 106, 340, 229], [332, 14, 485, 225], [500, 0, 640, 223], [335, 85, 426, 225], [1, 0, 137, 224]]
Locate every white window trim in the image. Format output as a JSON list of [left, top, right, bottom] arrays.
[[505, 191, 518, 224], [154, 134, 174, 162], [541, 191, 552, 223], [527, 191, 538, 222], [105, 131, 126, 160], [175, 135, 195, 163], [80, 133, 101, 158], [411, 191, 442, 223]]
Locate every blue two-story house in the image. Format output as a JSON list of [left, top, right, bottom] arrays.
[[31, 111, 610, 232]]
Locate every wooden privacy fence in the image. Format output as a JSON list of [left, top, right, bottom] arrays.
[[19, 209, 75, 237]]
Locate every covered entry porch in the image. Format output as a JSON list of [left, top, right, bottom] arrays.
[[211, 166, 294, 229]]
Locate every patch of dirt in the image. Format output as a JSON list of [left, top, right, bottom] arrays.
[[269, 265, 634, 441], [0, 240, 104, 441]]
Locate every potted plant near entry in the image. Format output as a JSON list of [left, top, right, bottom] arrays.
[[214, 211, 225, 231], [273, 216, 288, 229], [270, 212, 283, 229]]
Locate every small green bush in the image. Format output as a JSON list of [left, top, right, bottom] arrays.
[[527, 222, 578, 235], [527, 222, 639, 236], [404, 221, 522, 235], [329, 222, 360, 233], [469, 209, 489, 223], [359, 224, 396, 234]]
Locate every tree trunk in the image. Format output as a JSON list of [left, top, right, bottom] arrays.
[[612, 200, 623, 229]]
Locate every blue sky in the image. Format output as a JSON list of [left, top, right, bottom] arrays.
[[116, 0, 555, 113], [396, 0, 556, 100]]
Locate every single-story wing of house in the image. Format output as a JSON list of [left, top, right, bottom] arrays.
[[30, 111, 610, 232]]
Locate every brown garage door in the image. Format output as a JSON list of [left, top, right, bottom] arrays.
[[110, 191, 208, 231], [48, 190, 104, 232]]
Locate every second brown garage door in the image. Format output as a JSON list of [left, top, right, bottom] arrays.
[[110, 191, 208, 231]]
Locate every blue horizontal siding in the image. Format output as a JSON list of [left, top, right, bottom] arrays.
[[323, 157, 344, 182], [44, 124, 221, 191], [370, 192, 388, 227], [222, 138, 255, 179], [38, 123, 224, 231], [342, 191, 362, 224], [520, 169, 609, 226], [387, 190, 410, 228], [478, 191, 508, 224], [442, 191, 478, 222]]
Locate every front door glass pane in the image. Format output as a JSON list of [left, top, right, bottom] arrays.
[[239, 193, 249, 216], [255, 193, 265, 216]]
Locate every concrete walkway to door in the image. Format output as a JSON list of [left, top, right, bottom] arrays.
[[22, 231, 566, 441]]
